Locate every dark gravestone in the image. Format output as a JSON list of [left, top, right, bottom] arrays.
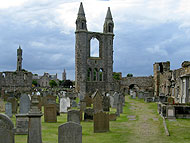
[[71, 100, 77, 107], [67, 110, 80, 124], [84, 95, 92, 107], [44, 104, 57, 123], [94, 111, 109, 133], [5, 102, 12, 118], [92, 90, 103, 113], [0, 113, 15, 143], [102, 96, 110, 112], [7, 97, 18, 114], [20, 93, 30, 114], [43, 95, 56, 105], [58, 122, 82, 143], [84, 108, 94, 121]]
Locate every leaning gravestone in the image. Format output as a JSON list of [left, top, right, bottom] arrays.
[[19, 93, 30, 114], [58, 122, 82, 143], [5, 102, 12, 118], [0, 113, 15, 143], [94, 111, 109, 133], [67, 110, 80, 124]]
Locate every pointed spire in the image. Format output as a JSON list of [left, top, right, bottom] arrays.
[[105, 7, 112, 20], [78, 2, 85, 16], [18, 45, 21, 49]]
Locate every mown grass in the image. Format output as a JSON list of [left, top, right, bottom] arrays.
[[2, 95, 190, 143]]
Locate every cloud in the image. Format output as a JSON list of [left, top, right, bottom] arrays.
[[1, 0, 190, 80]]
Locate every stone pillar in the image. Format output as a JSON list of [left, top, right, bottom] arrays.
[[27, 94, 43, 143]]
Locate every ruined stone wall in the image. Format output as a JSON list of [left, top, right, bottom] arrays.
[[0, 71, 32, 92], [120, 76, 154, 94]]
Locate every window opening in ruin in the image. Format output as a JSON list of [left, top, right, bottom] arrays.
[[159, 63, 163, 73], [82, 22, 84, 29], [99, 69, 103, 81], [87, 68, 92, 81], [90, 37, 99, 57], [93, 68, 98, 81]]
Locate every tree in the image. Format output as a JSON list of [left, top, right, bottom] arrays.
[[32, 80, 38, 87], [113, 72, 121, 80], [127, 73, 133, 77], [49, 80, 57, 88], [63, 80, 73, 88]]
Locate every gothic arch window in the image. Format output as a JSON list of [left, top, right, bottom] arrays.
[[90, 37, 99, 57], [99, 68, 103, 81], [93, 68, 98, 81], [87, 68, 92, 81]]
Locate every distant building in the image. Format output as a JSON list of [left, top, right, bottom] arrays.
[[0, 46, 32, 93], [62, 69, 66, 81], [33, 73, 59, 87]]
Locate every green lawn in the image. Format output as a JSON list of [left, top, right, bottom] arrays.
[[2, 95, 190, 143]]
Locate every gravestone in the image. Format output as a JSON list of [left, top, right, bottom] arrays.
[[102, 95, 110, 112], [109, 95, 114, 108], [109, 113, 117, 121], [66, 97, 70, 108], [43, 94, 56, 105], [84, 95, 92, 107], [15, 114, 29, 134], [84, 108, 94, 121], [71, 100, 77, 107], [166, 105, 175, 119], [0, 113, 15, 143], [44, 104, 57, 122], [80, 100, 86, 111], [113, 92, 119, 108], [116, 103, 120, 117], [7, 97, 18, 114], [0, 99, 5, 112], [5, 102, 12, 118], [58, 122, 82, 143], [60, 98, 68, 113], [94, 111, 109, 133], [92, 90, 103, 113], [19, 93, 30, 114], [138, 91, 144, 99], [67, 110, 80, 124]]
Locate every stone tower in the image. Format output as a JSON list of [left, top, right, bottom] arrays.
[[75, 2, 114, 97], [62, 69, 66, 81], [17, 45, 23, 71]]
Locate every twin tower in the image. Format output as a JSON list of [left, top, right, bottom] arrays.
[[75, 2, 114, 96]]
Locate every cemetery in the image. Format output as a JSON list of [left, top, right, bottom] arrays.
[[1, 1, 190, 143]]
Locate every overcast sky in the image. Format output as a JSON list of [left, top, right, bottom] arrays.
[[0, 0, 190, 80]]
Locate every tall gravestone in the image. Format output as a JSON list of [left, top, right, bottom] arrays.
[[113, 92, 119, 108], [60, 98, 68, 113], [20, 93, 30, 114], [109, 95, 114, 108], [67, 110, 80, 124], [94, 111, 109, 133], [0, 113, 15, 143], [5, 102, 12, 118], [84, 95, 92, 107], [27, 94, 43, 143], [58, 122, 82, 143], [102, 96, 110, 112], [92, 90, 103, 113]]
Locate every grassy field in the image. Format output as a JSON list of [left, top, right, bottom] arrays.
[[3, 95, 190, 143]]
